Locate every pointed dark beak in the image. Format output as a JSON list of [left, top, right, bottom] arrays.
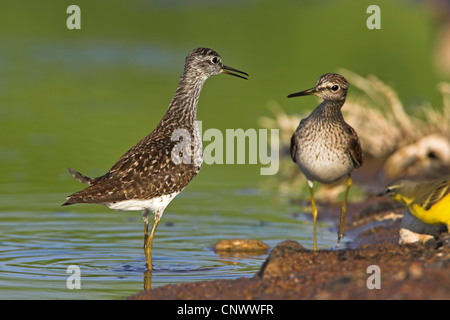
[[221, 65, 249, 80], [287, 87, 318, 98], [376, 191, 385, 197]]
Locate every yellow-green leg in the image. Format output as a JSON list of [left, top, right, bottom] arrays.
[[308, 180, 318, 251], [338, 174, 352, 243], [143, 210, 161, 271], [143, 267, 152, 290], [144, 220, 149, 244], [142, 209, 162, 270]]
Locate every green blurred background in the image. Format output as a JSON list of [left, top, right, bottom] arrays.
[[0, 0, 448, 196], [0, 0, 449, 298]]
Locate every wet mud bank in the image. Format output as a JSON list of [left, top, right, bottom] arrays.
[[129, 196, 450, 300]]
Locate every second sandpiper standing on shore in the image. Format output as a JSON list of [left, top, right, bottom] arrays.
[[288, 73, 363, 250]]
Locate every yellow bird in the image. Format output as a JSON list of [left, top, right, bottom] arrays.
[[378, 177, 450, 230]]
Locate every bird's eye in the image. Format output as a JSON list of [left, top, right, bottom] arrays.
[[211, 57, 219, 64], [427, 151, 438, 159], [331, 85, 339, 91]]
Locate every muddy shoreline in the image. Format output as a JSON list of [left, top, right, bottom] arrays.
[[129, 162, 450, 300], [129, 199, 450, 300]]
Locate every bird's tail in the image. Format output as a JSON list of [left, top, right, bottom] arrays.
[[61, 198, 74, 206], [63, 168, 106, 206], [62, 168, 92, 206], [61, 193, 89, 206], [68, 168, 92, 185]]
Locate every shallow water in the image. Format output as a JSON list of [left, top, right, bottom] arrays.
[[0, 39, 326, 299], [0, 37, 339, 299], [0, 168, 339, 299]]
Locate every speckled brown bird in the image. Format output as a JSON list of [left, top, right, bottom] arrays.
[[288, 73, 363, 251], [62, 48, 248, 270]]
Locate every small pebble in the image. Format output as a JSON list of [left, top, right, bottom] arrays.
[[214, 239, 269, 253]]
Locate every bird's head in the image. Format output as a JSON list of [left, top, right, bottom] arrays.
[[288, 73, 348, 102], [184, 48, 248, 81]]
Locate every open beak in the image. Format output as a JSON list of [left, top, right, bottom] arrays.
[[221, 65, 249, 80], [287, 87, 318, 98]]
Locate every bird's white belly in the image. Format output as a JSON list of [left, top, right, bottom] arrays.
[[297, 145, 351, 184], [106, 192, 179, 212]]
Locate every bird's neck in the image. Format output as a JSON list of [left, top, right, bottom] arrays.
[[313, 100, 345, 120], [164, 73, 207, 126]]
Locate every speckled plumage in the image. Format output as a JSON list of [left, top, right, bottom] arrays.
[[290, 100, 362, 183], [290, 73, 362, 181], [63, 53, 205, 208], [62, 47, 248, 269], [288, 73, 363, 250], [63, 48, 247, 209]]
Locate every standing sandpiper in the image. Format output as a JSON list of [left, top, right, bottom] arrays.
[[62, 48, 248, 270], [288, 73, 363, 250]]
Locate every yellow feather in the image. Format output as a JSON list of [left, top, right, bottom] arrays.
[[382, 177, 450, 229]]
